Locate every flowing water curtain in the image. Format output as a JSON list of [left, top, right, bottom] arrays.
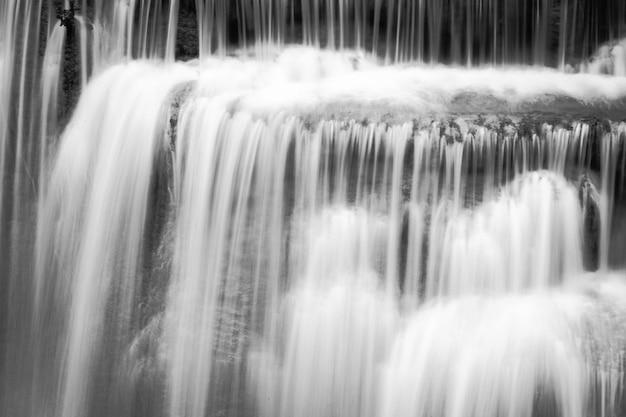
[[246, 117, 626, 417], [192, 0, 626, 65], [379, 294, 591, 417], [249, 120, 411, 417], [31, 62, 196, 417], [92, 0, 180, 64], [164, 104, 299, 417], [21, 53, 626, 417]]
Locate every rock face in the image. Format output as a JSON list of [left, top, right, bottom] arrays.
[[62, 25, 80, 122], [175, 6, 199, 60]]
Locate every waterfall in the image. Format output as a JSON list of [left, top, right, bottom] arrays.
[[1, 1, 626, 417]]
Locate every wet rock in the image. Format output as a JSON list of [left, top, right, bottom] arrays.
[[166, 81, 195, 151], [175, 6, 199, 61], [579, 174, 601, 271]]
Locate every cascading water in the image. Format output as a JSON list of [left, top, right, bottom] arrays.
[[2, 1, 626, 417]]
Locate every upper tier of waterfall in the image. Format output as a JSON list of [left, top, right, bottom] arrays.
[[42, 0, 626, 67], [69, 47, 626, 123]]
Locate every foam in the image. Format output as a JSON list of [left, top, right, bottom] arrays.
[[174, 47, 626, 118]]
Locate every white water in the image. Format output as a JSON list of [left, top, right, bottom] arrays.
[[37, 25, 66, 203], [34, 62, 196, 417], [187, 49, 626, 117], [22, 49, 625, 417]]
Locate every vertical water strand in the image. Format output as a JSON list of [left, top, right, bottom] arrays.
[[466, 0, 473, 65], [301, 0, 309, 47], [216, 0, 227, 55], [166, 101, 226, 417], [577, 123, 590, 171], [332, 122, 349, 204], [205, 113, 263, 417], [429, 0, 443, 63], [300, 0, 309, 47], [568, 0, 579, 66], [546, 127, 566, 173], [402, 129, 428, 307], [265, 0, 272, 48], [74, 17, 89, 89], [312, 0, 320, 48], [333, 123, 350, 204], [254, 0, 266, 56], [268, 0, 276, 48], [449, 0, 459, 64], [359, 0, 367, 53], [12, 0, 42, 268], [0, 0, 16, 266], [136, 0, 151, 58], [109, 0, 130, 62], [406, 1, 416, 63], [569, 125, 585, 173], [383, 0, 394, 64], [316, 122, 330, 207], [238, 0, 248, 50], [511, 133, 522, 179], [439, 139, 471, 296], [400, 0, 409, 61], [32, 28, 65, 390], [126, 0, 138, 59], [280, 0, 289, 49], [326, 0, 334, 49], [252, 118, 306, 417], [350, 122, 368, 211], [467, 129, 479, 207], [371, 0, 382, 56], [197, 0, 211, 59], [338, 0, 344, 50], [621, 126, 626, 243], [424, 126, 444, 300], [238, 0, 249, 50], [383, 123, 409, 297], [37, 25, 65, 215], [453, 137, 466, 211], [499, 1, 510, 63], [599, 130, 621, 271], [558, 0, 569, 70], [372, 124, 386, 210], [249, 114, 294, 409], [90, 0, 104, 75], [165, 0, 180, 61]]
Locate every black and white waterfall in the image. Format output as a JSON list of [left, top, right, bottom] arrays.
[[1, 1, 626, 417]]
